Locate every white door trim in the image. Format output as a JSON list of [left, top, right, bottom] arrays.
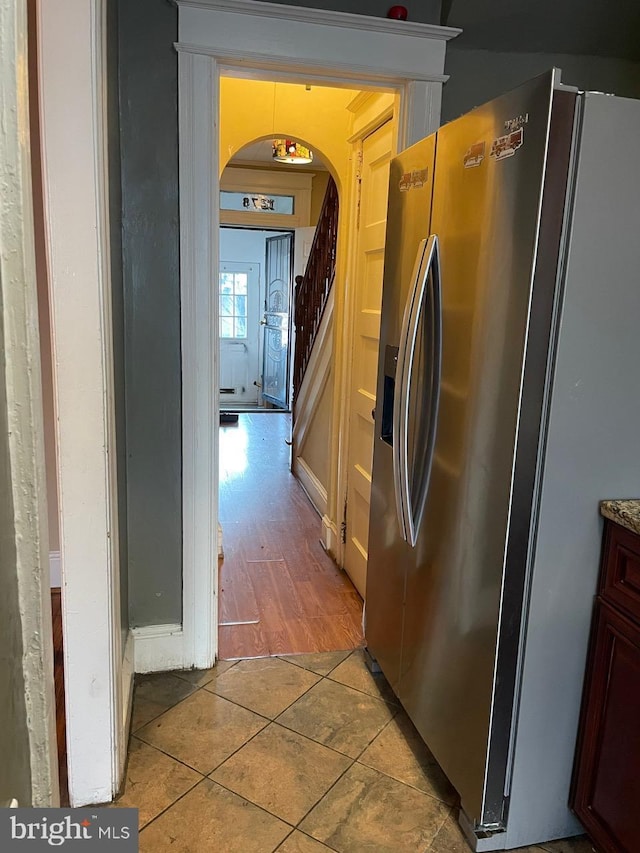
[[333, 102, 399, 572], [178, 48, 220, 669], [176, 0, 456, 668], [38, 0, 128, 805]]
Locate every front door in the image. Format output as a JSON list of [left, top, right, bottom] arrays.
[[262, 233, 293, 408], [219, 261, 260, 405], [343, 119, 394, 596]]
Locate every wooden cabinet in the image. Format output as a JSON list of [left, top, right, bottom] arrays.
[[572, 520, 640, 853]]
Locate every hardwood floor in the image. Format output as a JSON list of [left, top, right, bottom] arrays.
[[218, 413, 364, 659], [51, 588, 69, 805]]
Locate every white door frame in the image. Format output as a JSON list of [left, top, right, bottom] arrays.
[[337, 104, 397, 587], [38, 0, 131, 805], [176, 0, 458, 668]]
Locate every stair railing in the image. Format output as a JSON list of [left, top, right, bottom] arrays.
[[292, 177, 339, 405]]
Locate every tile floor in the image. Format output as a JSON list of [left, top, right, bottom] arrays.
[[115, 650, 596, 853]]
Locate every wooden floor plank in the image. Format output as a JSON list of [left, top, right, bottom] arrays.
[[218, 413, 364, 660]]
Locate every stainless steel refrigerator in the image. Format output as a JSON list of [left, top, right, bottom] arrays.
[[366, 69, 640, 851]]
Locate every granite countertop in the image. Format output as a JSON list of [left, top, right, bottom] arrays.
[[600, 500, 640, 536]]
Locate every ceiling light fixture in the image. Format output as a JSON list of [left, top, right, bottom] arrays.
[[272, 139, 313, 165]]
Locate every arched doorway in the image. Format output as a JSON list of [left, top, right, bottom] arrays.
[[217, 123, 362, 659]]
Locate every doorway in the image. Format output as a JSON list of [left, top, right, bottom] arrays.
[[219, 227, 293, 411], [217, 123, 367, 658], [177, 0, 449, 667]]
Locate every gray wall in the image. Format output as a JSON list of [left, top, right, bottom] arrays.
[[442, 47, 640, 123], [114, 1, 640, 630], [107, 0, 129, 644], [118, 0, 182, 627], [0, 315, 31, 806], [255, 0, 441, 23]]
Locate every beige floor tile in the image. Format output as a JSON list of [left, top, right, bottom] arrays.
[[136, 689, 267, 774], [428, 812, 473, 853], [277, 678, 395, 758], [173, 659, 237, 687], [359, 711, 457, 804], [205, 657, 320, 718], [276, 830, 336, 852], [327, 650, 398, 704], [300, 762, 449, 853], [211, 722, 350, 825], [111, 738, 201, 828], [139, 778, 290, 853], [279, 650, 351, 676], [130, 673, 198, 732]]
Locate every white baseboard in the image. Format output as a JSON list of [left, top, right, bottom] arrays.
[[293, 456, 327, 517], [132, 624, 186, 674], [322, 514, 339, 558], [49, 550, 61, 588]]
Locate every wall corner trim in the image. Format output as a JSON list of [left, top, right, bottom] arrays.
[[322, 515, 339, 558]]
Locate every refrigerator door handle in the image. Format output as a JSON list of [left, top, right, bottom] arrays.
[[393, 237, 430, 543], [408, 234, 442, 547], [394, 234, 442, 547]]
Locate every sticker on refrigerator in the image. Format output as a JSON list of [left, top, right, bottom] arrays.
[[504, 113, 529, 132], [490, 128, 524, 161], [399, 169, 429, 191], [463, 142, 485, 169]]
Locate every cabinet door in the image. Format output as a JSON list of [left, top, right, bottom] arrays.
[[600, 521, 640, 622], [573, 599, 640, 853]]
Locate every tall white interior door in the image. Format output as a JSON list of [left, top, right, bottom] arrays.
[[219, 260, 260, 405], [344, 120, 394, 596]]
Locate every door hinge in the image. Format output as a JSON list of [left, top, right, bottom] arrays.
[[355, 147, 363, 231], [341, 498, 347, 544]]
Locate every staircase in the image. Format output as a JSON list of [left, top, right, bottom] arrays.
[[292, 177, 339, 404]]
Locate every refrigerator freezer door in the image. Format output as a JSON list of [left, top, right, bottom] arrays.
[[398, 72, 566, 826], [366, 135, 436, 691]]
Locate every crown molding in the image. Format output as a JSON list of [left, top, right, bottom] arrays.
[[173, 0, 461, 42], [175, 42, 449, 85]]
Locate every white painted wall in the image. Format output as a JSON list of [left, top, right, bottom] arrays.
[[442, 47, 640, 123]]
